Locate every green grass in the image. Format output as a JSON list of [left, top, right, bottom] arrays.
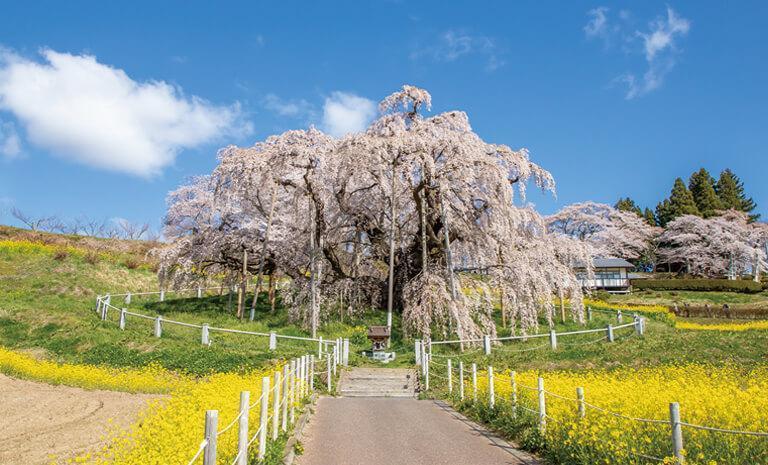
[[604, 289, 768, 307]]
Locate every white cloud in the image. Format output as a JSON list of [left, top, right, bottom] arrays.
[[0, 48, 251, 177], [321, 92, 376, 138], [584, 7, 609, 38], [640, 7, 690, 62], [262, 93, 314, 119], [0, 120, 21, 159], [411, 30, 504, 72]]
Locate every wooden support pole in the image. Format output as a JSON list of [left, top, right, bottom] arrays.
[[510, 371, 518, 418], [281, 365, 289, 432], [488, 366, 495, 409], [119, 309, 126, 330], [272, 371, 281, 441], [459, 361, 464, 400], [670, 402, 684, 463], [577, 387, 585, 419], [203, 410, 218, 465], [154, 316, 162, 338], [236, 391, 250, 465], [472, 363, 477, 401], [537, 377, 546, 433], [258, 377, 269, 460], [447, 359, 453, 394]]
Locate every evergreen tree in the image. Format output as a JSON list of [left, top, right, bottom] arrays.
[[643, 207, 657, 226], [688, 168, 723, 218], [656, 178, 700, 227], [615, 197, 642, 216], [715, 169, 759, 221]]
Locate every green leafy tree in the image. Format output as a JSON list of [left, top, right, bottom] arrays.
[[715, 169, 759, 221], [615, 197, 642, 216], [643, 207, 657, 226], [688, 168, 723, 218], [656, 178, 700, 227]]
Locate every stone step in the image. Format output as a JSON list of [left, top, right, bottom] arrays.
[[340, 389, 416, 398], [339, 367, 417, 398]]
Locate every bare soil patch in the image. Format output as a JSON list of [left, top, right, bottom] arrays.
[[0, 374, 159, 464]]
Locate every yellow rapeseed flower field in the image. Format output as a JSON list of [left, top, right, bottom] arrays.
[[468, 364, 768, 465], [676, 320, 768, 331]]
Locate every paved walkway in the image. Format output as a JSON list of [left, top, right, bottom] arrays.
[[296, 396, 539, 465]]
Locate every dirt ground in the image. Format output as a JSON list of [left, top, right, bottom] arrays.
[[0, 374, 159, 464]]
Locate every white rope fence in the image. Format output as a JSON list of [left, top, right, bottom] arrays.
[[185, 351, 337, 465], [423, 358, 768, 464], [94, 291, 349, 358]]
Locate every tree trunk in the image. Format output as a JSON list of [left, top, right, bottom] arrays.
[[500, 287, 506, 328], [559, 288, 565, 323], [420, 186, 428, 270], [309, 197, 319, 339], [386, 161, 397, 341], [237, 249, 248, 319], [268, 272, 276, 312], [254, 187, 277, 316], [439, 186, 462, 351]]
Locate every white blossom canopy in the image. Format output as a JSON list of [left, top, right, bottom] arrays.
[[158, 85, 591, 340]]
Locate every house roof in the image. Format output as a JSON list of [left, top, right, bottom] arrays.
[[574, 258, 635, 269]]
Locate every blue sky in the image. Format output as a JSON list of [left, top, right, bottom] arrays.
[[1, 1, 766, 233]]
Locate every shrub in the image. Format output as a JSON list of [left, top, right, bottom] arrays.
[[52, 248, 68, 261], [84, 251, 100, 264], [124, 257, 141, 269], [632, 278, 764, 294]]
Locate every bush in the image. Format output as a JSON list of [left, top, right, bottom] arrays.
[[632, 278, 764, 293], [52, 249, 68, 261], [84, 251, 99, 264]]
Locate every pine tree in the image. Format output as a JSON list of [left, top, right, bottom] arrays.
[[656, 178, 700, 227], [615, 197, 642, 216], [715, 169, 759, 221], [688, 168, 723, 218], [643, 207, 657, 226]]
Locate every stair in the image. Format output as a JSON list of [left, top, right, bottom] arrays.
[[339, 368, 416, 398]]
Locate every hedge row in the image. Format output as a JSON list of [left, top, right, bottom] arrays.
[[631, 279, 764, 293]]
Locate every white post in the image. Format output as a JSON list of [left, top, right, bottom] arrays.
[[510, 371, 518, 418], [424, 354, 429, 391], [281, 365, 289, 432], [310, 355, 315, 391], [318, 336, 323, 358], [617, 310, 623, 323], [272, 371, 281, 441], [203, 410, 218, 465], [202, 324, 210, 346], [483, 335, 491, 355], [154, 316, 162, 338], [269, 332, 277, 351], [343, 338, 349, 366], [634, 315, 642, 335], [576, 387, 585, 419], [537, 377, 546, 432], [289, 359, 296, 424], [95, 295, 101, 313], [258, 377, 270, 460], [459, 361, 464, 400], [119, 309, 126, 330], [160, 289, 165, 302], [197, 286, 202, 298], [447, 359, 453, 394], [488, 366, 495, 409], [415, 339, 422, 366], [587, 306, 593, 322], [607, 324, 615, 342], [332, 346, 338, 376], [670, 402, 684, 463], [472, 363, 478, 401], [125, 292, 131, 305], [326, 353, 333, 393], [549, 330, 557, 350], [298, 356, 305, 398], [236, 391, 250, 465]]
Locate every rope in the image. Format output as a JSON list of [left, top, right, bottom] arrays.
[[217, 409, 245, 436], [186, 439, 208, 465], [557, 335, 608, 347], [679, 422, 768, 437], [494, 342, 550, 353], [580, 400, 668, 425]]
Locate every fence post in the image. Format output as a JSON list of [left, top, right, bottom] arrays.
[[269, 332, 277, 351], [272, 371, 281, 441], [203, 410, 218, 465], [95, 295, 101, 312], [634, 315, 642, 335], [459, 361, 464, 400], [236, 391, 250, 465], [510, 370, 518, 418], [125, 292, 131, 305], [258, 377, 270, 460], [670, 402, 684, 463], [201, 324, 210, 346], [197, 286, 202, 298], [617, 309, 622, 323], [281, 365, 289, 432], [298, 356, 305, 398], [343, 338, 349, 366], [326, 353, 333, 393], [447, 359, 453, 394], [607, 324, 614, 342], [318, 336, 323, 358], [576, 387, 585, 419], [472, 363, 478, 401], [310, 355, 315, 391], [421, 341, 427, 373], [424, 354, 429, 391], [332, 346, 338, 376], [119, 309, 126, 330], [488, 366, 495, 409], [101, 296, 109, 320], [154, 316, 162, 338], [483, 335, 491, 355], [549, 330, 557, 350], [290, 359, 297, 424], [160, 289, 165, 302], [537, 377, 546, 433], [587, 306, 593, 322]]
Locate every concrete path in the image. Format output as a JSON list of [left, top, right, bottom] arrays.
[[296, 396, 539, 465]]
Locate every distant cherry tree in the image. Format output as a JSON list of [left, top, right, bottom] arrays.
[[159, 85, 591, 340]]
